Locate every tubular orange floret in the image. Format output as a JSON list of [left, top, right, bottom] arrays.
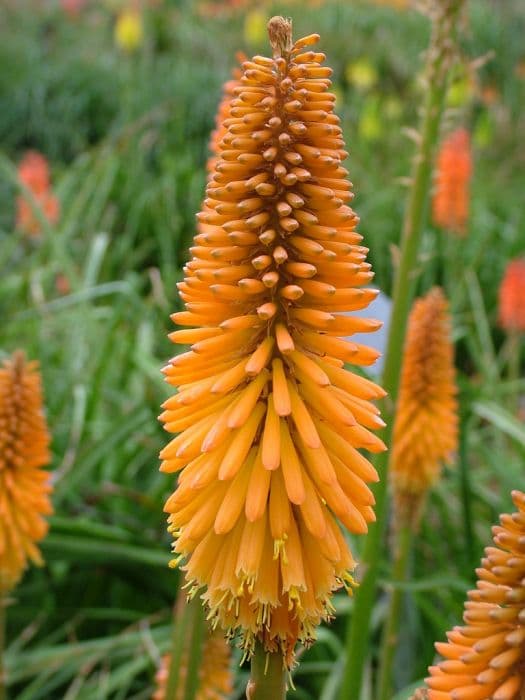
[[153, 630, 233, 700], [390, 287, 458, 527], [160, 17, 386, 662], [498, 259, 525, 333], [0, 351, 52, 592], [16, 151, 60, 237], [426, 490, 525, 700], [432, 128, 472, 236]]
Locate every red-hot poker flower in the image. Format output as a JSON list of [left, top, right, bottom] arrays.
[[390, 288, 458, 525], [426, 490, 525, 700], [432, 128, 472, 236], [16, 151, 60, 237], [160, 17, 386, 662], [206, 53, 247, 176], [153, 631, 232, 700], [0, 351, 52, 592], [498, 259, 525, 333]]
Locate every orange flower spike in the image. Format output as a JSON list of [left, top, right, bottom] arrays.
[[16, 151, 60, 237], [207, 52, 247, 176], [390, 288, 458, 526], [153, 631, 232, 700], [498, 259, 525, 333], [426, 490, 525, 700], [161, 16, 386, 662], [432, 128, 472, 236], [0, 351, 52, 592]]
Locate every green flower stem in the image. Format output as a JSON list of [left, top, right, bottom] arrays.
[[182, 600, 205, 700], [339, 3, 464, 698], [459, 409, 476, 571], [508, 330, 521, 389], [165, 596, 192, 700], [376, 523, 413, 700], [246, 642, 286, 700], [0, 595, 6, 700], [165, 595, 205, 700]]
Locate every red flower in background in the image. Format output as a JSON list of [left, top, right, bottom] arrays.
[[499, 259, 525, 333], [60, 0, 88, 18], [432, 128, 472, 236], [16, 151, 60, 237]]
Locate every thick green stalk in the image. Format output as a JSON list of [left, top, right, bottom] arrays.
[[182, 600, 205, 700], [376, 523, 413, 700], [0, 595, 6, 700], [339, 3, 464, 698], [507, 330, 521, 390], [458, 410, 476, 571], [165, 597, 192, 700], [246, 642, 286, 700]]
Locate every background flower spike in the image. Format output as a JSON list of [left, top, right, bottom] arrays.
[[0, 350, 52, 594]]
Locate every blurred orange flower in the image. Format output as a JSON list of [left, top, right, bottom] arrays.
[[0, 351, 53, 593], [426, 490, 525, 700], [153, 631, 232, 700], [390, 288, 458, 525], [206, 52, 246, 176], [16, 151, 60, 237], [498, 259, 525, 333], [432, 128, 472, 236]]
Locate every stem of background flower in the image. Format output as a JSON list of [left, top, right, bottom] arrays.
[[459, 409, 476, 571], [165, 596, 192, 700], [182, 600, 205, 700], [338, 3, 464, 698], [0, 595, 6, 700], [376, 523, 413, 700], [507, 330, 521, 396], [246, 642, 286, 700]]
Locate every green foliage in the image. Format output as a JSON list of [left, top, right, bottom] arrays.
[[0, 0, 524, 698]]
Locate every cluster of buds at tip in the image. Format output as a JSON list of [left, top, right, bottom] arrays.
[[0, 351, 52, 592], [160, 16, 386, 662], [390, 288, 458, 528], [16, 151, 60, 237], [426, 490, 525, 700], [498, 259, 525, 334], [432, 128, 472, 236]]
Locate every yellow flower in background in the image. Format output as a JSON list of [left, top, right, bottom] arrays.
[[345, 58, 378, 91], [160, 18, 386, 664], [114, 7, 144, 53], [331, 84, 344, 110], [446, 74, 474, 108], [383, 95, 402, 120], [473, 110, 493, 148], [358, 95, 383, 141], [0, 351, 53, 593], [243, 9, 267, 47]]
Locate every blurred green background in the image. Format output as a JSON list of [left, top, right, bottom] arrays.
[[1, 0, 524, 698]]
